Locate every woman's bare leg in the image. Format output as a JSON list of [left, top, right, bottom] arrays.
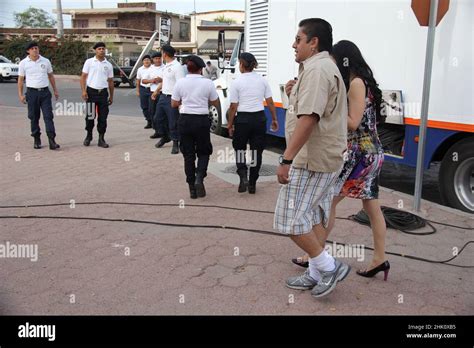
[[361, 198, 387, 270]]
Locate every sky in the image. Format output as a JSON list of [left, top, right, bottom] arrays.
[[0, 0, 245, 27]]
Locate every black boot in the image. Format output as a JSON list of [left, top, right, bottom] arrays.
[[47, 133, 60, 150], [33, 134, 41, 149], [144, 120, 152, 129], [238, 171, 248, 193], [83, 131, 93, 146], [195, 174, 206, 198], [155, 135, 171, 148], [171, 140, 179, 154], [98, 133, 109, 148], [189, 184, 197, 199], [149, 132, 162, 139], [248, 181, 256, 194]]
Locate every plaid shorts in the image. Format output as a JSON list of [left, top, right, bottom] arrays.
[[273, 167, 340, 235]]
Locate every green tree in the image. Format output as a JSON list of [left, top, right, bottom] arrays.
[[213, 15, 237, 24], [14, 7, 56, 28], [2, 35, 49, 63], [3, 36, 88, 75]]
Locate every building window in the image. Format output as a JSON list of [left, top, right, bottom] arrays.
[[74, 19, 89, 28], [106, 19, 118, 28], [179, 22, 189, 40]]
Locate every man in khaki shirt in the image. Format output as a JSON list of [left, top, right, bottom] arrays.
[[273, 18, 350, 298]]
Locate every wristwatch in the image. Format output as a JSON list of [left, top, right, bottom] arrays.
[[279, 155, 293, 165]]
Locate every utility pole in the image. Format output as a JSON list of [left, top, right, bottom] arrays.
[[413, 0, 439, 211], [90, 0, 94, 9], [56, 0, 64, 38]]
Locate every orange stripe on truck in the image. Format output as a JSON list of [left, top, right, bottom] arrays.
[[404, 118, 474, 133], [262, 102, 473, 133], [263, 101, 284, 108]]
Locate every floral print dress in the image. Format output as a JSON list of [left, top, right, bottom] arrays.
[[334, 85, 384, 200]]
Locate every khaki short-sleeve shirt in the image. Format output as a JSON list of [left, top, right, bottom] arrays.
[[285, 51, 348, 173]]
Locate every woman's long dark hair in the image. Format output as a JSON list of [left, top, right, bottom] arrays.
[[331, 40, 384, 123]]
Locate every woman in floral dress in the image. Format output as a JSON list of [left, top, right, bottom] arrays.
[[292, 40, 390, 280]]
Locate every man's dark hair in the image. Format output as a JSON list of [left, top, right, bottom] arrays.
[[161, 45, 176, 58], [93, 41, 106, 50], [298, 18, 333, 53], [25, 41, 39, 52]]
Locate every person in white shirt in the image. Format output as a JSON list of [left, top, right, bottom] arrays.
[[153, 45, 185, 154], [17, 41, 60, 150], [135, 54, 153, 129], [227, 52, 279, 194], [171, 55, 219, 199], [80, 42, 114, 148], [181, 56, 189, 76], [203, 61, 218, 80], [144, 52, 164, 139]]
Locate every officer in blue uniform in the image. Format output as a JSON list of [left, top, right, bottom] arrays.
[[17, 41, 60, 150]]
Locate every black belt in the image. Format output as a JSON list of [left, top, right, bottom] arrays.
[[181, 113, 209, 117], [87, 86, 107, 93], [140, 86, 151, 90], [237, 110, 265, 116], [162, 93, 172, 97], [27, 87, 49, 91]]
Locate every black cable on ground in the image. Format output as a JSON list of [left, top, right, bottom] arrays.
[[350, 206, 437, 235], [0, 201, 472, 268], [0, 201, 472, 231]]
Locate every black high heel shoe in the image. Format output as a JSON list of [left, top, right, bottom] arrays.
[[291, 257, 309, 268], [356, 260, 390, 281]]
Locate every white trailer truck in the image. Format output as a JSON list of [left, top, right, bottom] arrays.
[[210, 0, 473, 213]]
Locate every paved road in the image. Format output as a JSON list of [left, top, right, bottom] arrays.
[[1, 77, 443, 206], [0, 78, 142, 118], [1, 106, 472, 315]]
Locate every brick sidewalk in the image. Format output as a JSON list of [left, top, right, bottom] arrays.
[[0, 106, 473, 315]]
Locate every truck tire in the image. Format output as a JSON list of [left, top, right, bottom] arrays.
[[439, 137, 474, 213], [128, 80, 136, 88], [208, 103, 222, 135], [114, 81, 121, 88]]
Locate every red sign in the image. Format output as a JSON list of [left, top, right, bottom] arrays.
[[411, 0, 450, 26]]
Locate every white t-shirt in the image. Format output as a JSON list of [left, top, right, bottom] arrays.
[[82, 57, 113, 89], [161, 59, 185, 95], [149, 64, 164, 92], [18, 55, 53, 88], [136, 65, 152, 88], [229, 71, 272, 112], [172, 74, 219, 115]]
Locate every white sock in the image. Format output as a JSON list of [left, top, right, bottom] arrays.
[[310, 250, 336, 273], [308, 258, 322, 281]]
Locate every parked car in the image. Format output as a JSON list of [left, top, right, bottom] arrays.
[[113, 65, 135, 88], [0, 55, 19, 82]]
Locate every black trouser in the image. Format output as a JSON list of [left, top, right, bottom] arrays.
[[25, 87, 56, 137], [139, 86, 151, 122], [149, 92, 161, 133], [178, 114, 213, 184], [85, 87, 109, 134], [157, 94, 179, 141], [232, 111, 266, 184]]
